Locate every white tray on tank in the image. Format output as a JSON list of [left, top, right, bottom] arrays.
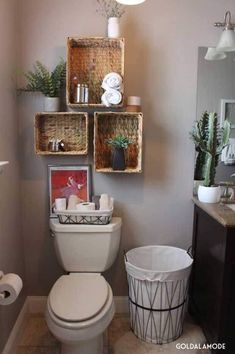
[[54, 208, 113, 225]]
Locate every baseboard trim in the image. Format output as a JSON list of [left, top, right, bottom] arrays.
[[2, 300, 29, 354], [2, 295, 128, 353]]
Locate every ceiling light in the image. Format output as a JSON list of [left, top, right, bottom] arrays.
[[204, 47, 227, 61], [116, 0, 146, 5], [214, 11, 235, 52]]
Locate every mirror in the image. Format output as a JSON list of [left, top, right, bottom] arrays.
[[196, 47, 235, 182]]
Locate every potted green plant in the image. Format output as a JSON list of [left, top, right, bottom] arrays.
[[190, 111, 209, 195], [21, 59, 66, 111], [106, 135, 132, 170], [96, 0, 125, 38], [191, 112, 230, 203]]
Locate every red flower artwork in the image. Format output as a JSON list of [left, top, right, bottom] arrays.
[[51, 170, 88, 204]]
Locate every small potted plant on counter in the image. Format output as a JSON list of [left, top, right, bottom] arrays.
[[106, 134, 132, 170], [190, 112, 230, 203], [21, 59, 66, 112]]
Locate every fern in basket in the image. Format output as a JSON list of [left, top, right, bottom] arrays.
[[22, 59, 66, 97]]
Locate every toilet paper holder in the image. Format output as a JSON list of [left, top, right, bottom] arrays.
[[0, 271, 10, 300], [0, 270, 23, 305]]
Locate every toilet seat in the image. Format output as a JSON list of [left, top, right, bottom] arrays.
[[49, 273, 109, 323]]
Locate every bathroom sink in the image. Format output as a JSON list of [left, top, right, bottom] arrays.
[[226, 204, 235, 212]]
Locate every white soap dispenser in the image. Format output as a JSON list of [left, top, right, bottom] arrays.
[[99, 194, 110, 210]]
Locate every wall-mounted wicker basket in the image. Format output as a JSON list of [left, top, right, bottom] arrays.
[[94, 112, 143, 173], [35, 112, 88, 155], [67, 37, 125, 108]]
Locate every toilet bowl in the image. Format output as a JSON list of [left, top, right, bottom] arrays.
[[46, 218, 122, 354], [46, 274, 114, 354]]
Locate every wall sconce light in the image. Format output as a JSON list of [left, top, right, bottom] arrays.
[[205, 11, 235, 60], [204, 47, 227, 61], [215, 11, 235, 52], [116, 0, 146, 4]]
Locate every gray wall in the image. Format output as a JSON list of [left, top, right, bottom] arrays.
[[197, 47, 235, 181], [18, 0, 235, 296], [0, 0, 26, 351]]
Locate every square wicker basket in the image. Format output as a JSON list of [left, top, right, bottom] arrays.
[[35, 112, 88, 155], [94, 112, 143, 173], [67, 37, 125, 107]]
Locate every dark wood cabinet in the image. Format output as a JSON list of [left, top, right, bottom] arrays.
[[189, 205, 235, 353]]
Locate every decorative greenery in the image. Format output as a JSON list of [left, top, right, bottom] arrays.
[[96, 0, 125, 18], [106, 135, 132, 149], [190, 111, 209, 181], [190, 112, 230, 187], [22, 59, 66, 97]]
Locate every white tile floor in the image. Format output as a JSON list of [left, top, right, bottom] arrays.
[[15, 313, 210, 354]]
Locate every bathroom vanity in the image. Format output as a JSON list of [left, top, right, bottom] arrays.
[[189, 198, 235, 353]]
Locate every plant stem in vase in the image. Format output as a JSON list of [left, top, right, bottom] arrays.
[[108, 17, 120, 38], [105, 134, 132, 171], [20, 59, 66, 112], [112, 147, 125, 170], [44, 97, 60, 112], [96, 0, 125, 38]]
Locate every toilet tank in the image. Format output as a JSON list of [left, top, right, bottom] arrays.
[[50, 217, 122, 272]]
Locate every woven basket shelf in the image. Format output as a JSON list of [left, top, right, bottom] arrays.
[[67, 37, 125, 108], [35, 112, 88, 155], [94, 112, 143, 173]]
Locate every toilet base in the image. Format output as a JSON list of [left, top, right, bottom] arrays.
[[61, 335, 103, 354]]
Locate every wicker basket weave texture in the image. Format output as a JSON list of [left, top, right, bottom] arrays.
[[68, 38, 124, 105], [35, 113, 88, 154], [95, 113, 142, 170]]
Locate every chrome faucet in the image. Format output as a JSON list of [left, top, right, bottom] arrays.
[[218, 178, 235, 202]]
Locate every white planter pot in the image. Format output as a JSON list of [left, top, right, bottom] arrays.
[[44, 97, 60, 112], [108, 17, 120, 38], [198, 185, 221, 204], [193, 180, 204, 196]]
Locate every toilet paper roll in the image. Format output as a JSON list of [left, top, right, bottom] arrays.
[[55, 198, 66, 211], [67, 195, 83, 210], [0, 273, 23, 306], [76, 202, 96, 212]]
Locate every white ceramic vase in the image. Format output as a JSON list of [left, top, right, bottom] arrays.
[[198, 185, 221, 204], [108, 17, 120, 38], [44, 97, 60, 112], [193, 180, 204, 196]]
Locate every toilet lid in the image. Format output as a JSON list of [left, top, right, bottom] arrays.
[[49, 274, 109, 322]]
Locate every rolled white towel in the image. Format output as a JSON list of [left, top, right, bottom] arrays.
[[102, 72, 123, 91], [101, 89, 122, 107]]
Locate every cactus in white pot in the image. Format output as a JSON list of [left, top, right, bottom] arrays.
[[191, 112, 230, 203], [190, 111, 209, 195]]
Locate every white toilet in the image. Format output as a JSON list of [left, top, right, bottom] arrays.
[[45, 217, 122, 354]]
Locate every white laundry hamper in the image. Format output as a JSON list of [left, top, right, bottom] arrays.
[[124, 245, 193, 344]]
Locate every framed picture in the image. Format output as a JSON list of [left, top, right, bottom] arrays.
[[48, 165, 91, 217], [220, 99, 235, 128]]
